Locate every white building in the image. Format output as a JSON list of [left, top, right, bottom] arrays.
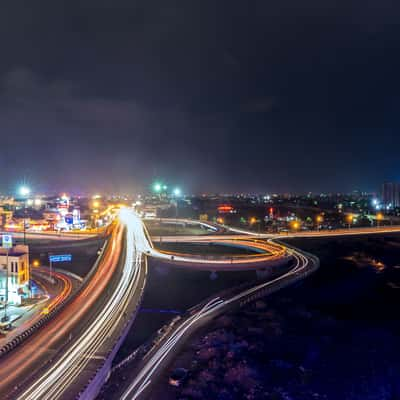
[[0, 245, 30, 305]]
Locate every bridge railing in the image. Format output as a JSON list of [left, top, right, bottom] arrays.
[[0, 237, 110, 359]]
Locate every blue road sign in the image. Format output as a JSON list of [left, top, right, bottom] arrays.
[[49, 254, 72, 263], [2, 234, 12, 249]]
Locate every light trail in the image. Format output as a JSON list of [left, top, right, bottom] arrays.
[[0, 224, 122, 398], [16, 209, 147, 400], [118, 217, 400, 399], [119, 238, 317, 400], [154, 218, 400, 240], [0, 270, 73, 349], [152, 238, 287, 264]]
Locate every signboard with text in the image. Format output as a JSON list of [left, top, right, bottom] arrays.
[[49, 254, 72, 263]]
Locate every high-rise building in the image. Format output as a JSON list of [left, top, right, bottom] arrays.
[[382, 182, 400, 208]]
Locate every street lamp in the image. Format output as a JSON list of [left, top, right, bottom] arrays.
[[316, 215, 323, 230], [347, 214, 353, 230], [153, 182, 162, 193], [19, 186, 31, 197], [19, 185, 31, 245], [172, 188, 182, 219], [173, 187, 181, 197], [249, 217, 259, 232], [376, 212, 384, 228]]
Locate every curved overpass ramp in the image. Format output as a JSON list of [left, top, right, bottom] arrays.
[[143, 219, 293, 271]]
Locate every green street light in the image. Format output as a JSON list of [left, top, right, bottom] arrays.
[[153, 183, 162, 193], [173, 187, 181, 196]]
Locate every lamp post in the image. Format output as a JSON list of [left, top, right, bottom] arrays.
[[153, 182, 162, 198], [316, 215, 323, 231], [1, 234, 12, 322], [250, 217, 261, 233], [19, 186, 31, 245], [3, 248, 9, 322], [173, 188, 181, 219], [376, 212, 383, 228], [23, 207, 27, 245], [347, 214, 353, 230]]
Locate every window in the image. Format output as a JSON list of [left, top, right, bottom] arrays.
[[10, 261, 18, 273]]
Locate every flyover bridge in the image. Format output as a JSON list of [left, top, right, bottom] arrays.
[[0, 210, 147, 400]]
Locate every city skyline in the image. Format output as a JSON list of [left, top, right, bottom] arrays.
[[0, 3, 398, 400]]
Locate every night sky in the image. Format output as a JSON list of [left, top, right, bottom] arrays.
[[1, 1, 400, 194]]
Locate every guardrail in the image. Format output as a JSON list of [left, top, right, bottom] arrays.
[[146, 218, 220, 233], [152, 238, 288, 263], [110, 247, 318, 385], [75, 256, 148, 400], [0, 237, 110, 359]]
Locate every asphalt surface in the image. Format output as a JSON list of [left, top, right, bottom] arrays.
[[117, 239, 318, 400], [0, 220, 121, 398], [12, 210, 148, 400], [0, 268, 77, 347]]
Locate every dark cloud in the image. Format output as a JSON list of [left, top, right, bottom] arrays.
[[0, 1, 400, 194]]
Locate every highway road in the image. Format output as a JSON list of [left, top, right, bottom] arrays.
[[118, 238, 318, 400], [143, 221, 293, 270], [147, 237, 291, 270], [15, 209, 147, 400], [111, 217, 400, 399], [0, 209, 146, 400], [154, 225, 400, 243], [145, 218, 220, 233], [146, 221, 400, 270], [4, 215, 390, 399], [220, 223, 400, 238], [0, 231, 96, 241], [0, 269, 74, 348]]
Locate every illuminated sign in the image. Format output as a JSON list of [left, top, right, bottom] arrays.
[[217, 204, 234, 214], [65, 214, 74, 225], [49, 254, 72, 263]]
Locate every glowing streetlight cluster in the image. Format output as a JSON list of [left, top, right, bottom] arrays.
[[152, 181, 182, 197]]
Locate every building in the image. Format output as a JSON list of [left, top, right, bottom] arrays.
[[382, 182, 400, 209], [0, 208, 13, 228], [0, 244, 30, 305]]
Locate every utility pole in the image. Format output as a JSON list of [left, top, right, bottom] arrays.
[[18, 185, 31, 244], [28, 259, 32, 298], [1, 234, 12, 322]]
